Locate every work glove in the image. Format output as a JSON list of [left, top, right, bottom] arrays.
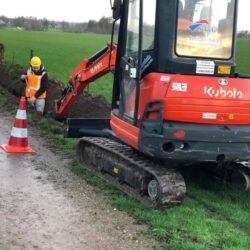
[[20, 74, 27, 80], [29, 97, 36, 106]]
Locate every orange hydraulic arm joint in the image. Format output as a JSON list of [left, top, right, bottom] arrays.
[[54, 43, 117, 121]]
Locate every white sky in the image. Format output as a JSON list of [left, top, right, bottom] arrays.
[[0, 0, 249, 31]]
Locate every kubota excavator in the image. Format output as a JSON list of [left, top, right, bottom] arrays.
[[55, 0, 250, 207]]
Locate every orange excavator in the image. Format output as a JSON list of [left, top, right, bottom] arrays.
[[55, 0, 250, 207]]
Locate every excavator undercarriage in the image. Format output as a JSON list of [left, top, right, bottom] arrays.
[[76, 137, 250, 207], [77, 137, 186, 207]]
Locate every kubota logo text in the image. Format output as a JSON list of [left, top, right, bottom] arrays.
[[90, 62, 103, 74], [204, 86, 243, 99]]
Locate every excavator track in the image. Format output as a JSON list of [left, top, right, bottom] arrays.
[[230, 162, 250, 191], [77, 137, 186, 208]]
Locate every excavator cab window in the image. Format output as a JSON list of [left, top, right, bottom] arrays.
[[125, 0, 156, 58], [176, 0, 236, 59], [119, 0, 156, 122]]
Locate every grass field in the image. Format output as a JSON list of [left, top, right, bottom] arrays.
[[0, 28, 114, 101], [0, 28, 250, 249], [235, 39, 250, 74]]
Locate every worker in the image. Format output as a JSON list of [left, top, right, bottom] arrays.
[[20, 56, 48, 115]]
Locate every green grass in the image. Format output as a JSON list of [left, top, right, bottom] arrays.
[[0, 93, 6, 106], [235, 39, 250, 74]]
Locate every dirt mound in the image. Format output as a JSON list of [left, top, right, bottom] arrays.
[[47, 80, 110, 119], [0, 64, 25, 97], [0, 64, 110, 119]]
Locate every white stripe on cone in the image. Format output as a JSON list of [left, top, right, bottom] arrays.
[[10, 127, 28, 138], [16, 110, 27, 120]]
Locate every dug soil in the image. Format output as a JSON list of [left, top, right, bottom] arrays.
[[0, 64, 156, 249], [0, 64, 111, 119]]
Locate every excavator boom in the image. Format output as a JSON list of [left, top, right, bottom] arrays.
[[54, 43, 117, 120]]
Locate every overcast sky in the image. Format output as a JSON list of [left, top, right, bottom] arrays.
[[0, 0, 249, 30]]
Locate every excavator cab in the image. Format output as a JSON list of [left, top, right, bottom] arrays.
[[112, 0, 237, 126]]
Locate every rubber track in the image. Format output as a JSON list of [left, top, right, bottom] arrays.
[[77, 137, 186, 208]]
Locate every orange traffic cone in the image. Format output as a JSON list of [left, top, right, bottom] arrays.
[[1, 96, 35, 153]]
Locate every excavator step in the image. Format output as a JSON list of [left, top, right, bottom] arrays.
[[66, 118, 112, 138], [77, 137, 186, 208]]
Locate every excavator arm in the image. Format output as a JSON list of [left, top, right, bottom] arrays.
[[54, 43, 117, 121]]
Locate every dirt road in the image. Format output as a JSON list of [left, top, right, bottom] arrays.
[[0, 107, 155, 250]]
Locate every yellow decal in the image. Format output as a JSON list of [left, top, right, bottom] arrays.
[[228, 114, 234, 120], [218, 66, 231, 75], [113, 167, 119, 174]]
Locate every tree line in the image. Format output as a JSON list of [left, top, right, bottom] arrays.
[[0, 16, 114, 34], [0, 15, 249, 39], [237, 30, 250, 39]]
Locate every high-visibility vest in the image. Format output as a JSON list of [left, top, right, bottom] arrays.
[[25, 69, 47, 99]]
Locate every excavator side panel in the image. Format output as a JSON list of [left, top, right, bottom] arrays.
[[110, 113, 139, 149]]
